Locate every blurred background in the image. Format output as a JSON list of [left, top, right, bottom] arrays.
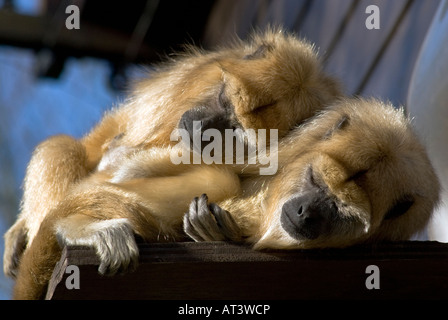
[[0, 0, 446, 299]]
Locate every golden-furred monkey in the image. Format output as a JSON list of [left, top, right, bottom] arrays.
[[184, 98, 440, 250], [4, 29, 342, 299]]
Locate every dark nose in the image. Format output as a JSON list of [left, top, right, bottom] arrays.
[[281, 191, 337, 240]]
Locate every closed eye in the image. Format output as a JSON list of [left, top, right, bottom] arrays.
[[217, 84, 233, 115], [243, 43, 273, 60], [384, 196, 415, 220], [347, 169, 368, 182], [254, 101, 276, 113], [323, 115, 350, 140]]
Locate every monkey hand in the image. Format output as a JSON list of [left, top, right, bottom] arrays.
[[183, 194, 243, 242]]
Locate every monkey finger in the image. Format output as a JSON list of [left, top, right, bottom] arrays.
[[194, 194, 226, 241], [183, 197, 206, 242], [208, 203, 243, 241]]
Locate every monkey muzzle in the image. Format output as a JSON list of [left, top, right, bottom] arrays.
[[280, 189, 338, 240]]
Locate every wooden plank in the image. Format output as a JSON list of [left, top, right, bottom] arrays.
[[46, 241, 448, 300]]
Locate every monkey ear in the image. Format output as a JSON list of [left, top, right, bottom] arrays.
[[322, 114, 350, 140], [384, 196, 414, 220], [243, 43, 273, 60]]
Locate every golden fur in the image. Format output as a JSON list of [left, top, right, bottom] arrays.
[[4, 29, 343, 299], [3, 30, 440, 300], [184, 98, 440, 249]]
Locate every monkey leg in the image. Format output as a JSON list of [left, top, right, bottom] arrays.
[[13, 165, 241, 299], [6, 110, 124, 281], [13, 187, 152, 300], [4, 135, 90, 279], [12, 213, 62, 300]]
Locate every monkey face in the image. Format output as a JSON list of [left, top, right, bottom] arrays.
[[279, 165, 368, 243], [255, 98, 440, 249], [178, 29, 341, 153]]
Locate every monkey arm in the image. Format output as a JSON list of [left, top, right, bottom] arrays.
[[3, 135, 91, 279], [13, 165, 241, 299], [107, 145, 199, 182], [5, 109, 125, 280]]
